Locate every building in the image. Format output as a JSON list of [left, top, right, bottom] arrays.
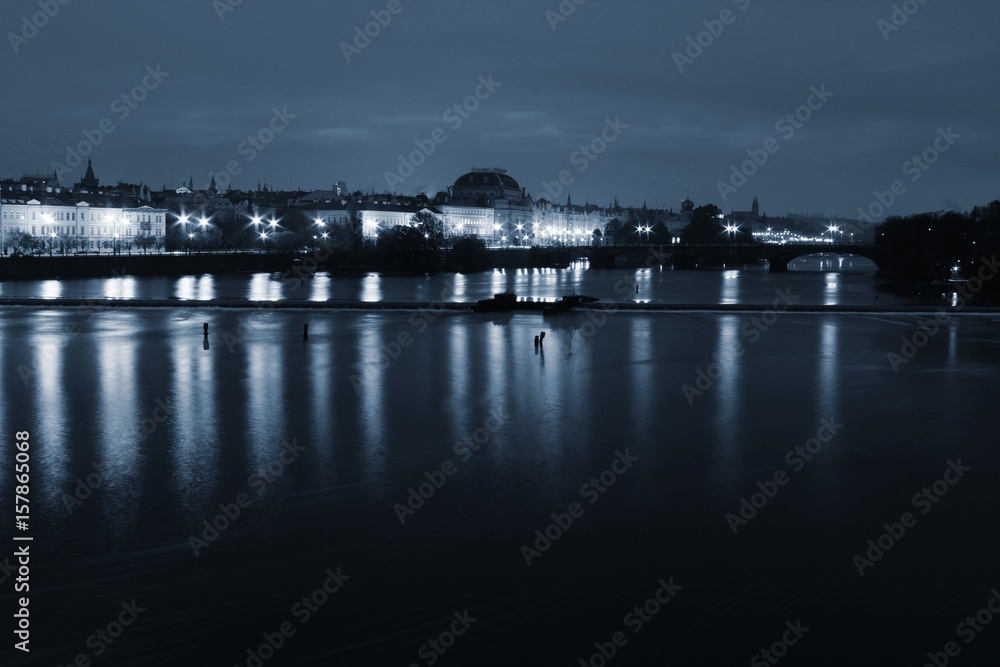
[[1, 163, 167, 254]]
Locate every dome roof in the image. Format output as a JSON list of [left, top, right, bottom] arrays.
[[453, 169, 521, 193]]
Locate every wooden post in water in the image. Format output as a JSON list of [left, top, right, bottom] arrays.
[[203, 323, 209, 336], [303, 323, 309, 339]]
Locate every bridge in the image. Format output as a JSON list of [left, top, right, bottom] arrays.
[[584, 243, 881, 272]]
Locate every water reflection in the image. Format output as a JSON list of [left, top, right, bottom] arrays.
[[817, 318, 839, 418], [360, 274, 381, 303], [452, 273, 466, 301], [629, 317, 653, 437], [171, 323, 220, 521], [248, 273, 283, 301], [307, 332, 334, 472], [720, 270, 741, 305], [824, 272, 840, 306], [33, 321, 69, 514], [712, 315, 742, 482], [310, 274, 331, 302], [176, 275, 216, 301], [40, 280, 62, 299], [245, 329, 287, 473], [97, 314, 141, 543], [103, 276, 137, 299], [356, 317, 386, 479]]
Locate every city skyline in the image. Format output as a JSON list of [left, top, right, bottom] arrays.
[[2, 1, 998, 219]]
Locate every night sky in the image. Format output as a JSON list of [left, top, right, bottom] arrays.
[[2, 0, 998, 217]]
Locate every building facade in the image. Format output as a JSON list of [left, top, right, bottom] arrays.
[[1, 166, 167, 254]]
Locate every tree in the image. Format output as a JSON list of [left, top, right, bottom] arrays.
[[133, 234, 156, 255], [412, 211, 445, 249], [681, 205, 725, 244], [5, 230, 34, 255], [604, 218, 629, 246], [451, 236, 488, 272]]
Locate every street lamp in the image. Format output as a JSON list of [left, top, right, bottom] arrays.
[[827, 225, 839, 244]]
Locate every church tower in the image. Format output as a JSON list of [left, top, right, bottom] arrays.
[[81, 159, 99, 189]]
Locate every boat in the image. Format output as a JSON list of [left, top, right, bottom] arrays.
[[542, 293, 599, 315], [472, 292, 599, 314], [472, 292, 523, 313]]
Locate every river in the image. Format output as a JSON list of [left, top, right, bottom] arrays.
[[1, 259, 997, 665]]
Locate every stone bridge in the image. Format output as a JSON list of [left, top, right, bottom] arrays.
[[584, 243, 881, 272]]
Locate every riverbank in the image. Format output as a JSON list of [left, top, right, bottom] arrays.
[[1, 296, 997, 314]]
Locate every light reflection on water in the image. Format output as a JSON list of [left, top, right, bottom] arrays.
[[247, 273, 282, 301], [39, 279, 62, 299], [171, 320, 220, 518], [360, 273, 381, 303], [102, 276, 137, 299], [712, 315, 743, 486], [0, 306, 994, 549], [96, 312, 141, 544]]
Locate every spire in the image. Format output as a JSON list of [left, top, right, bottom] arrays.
[[209, 173, 217, 193], [752, 196, 759, 217], [567, 192, 572, 208], [81, 159, 99, 188], [189, 175, 194, 190]]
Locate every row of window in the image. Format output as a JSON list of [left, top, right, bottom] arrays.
[[6, 225, 164, 237], [1, 210, 165, 223]]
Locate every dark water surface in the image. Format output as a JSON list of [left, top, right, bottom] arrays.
[[1, 266, 999, 665]]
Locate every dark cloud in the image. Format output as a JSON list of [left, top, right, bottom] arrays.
[[2, 0, 997, 215]]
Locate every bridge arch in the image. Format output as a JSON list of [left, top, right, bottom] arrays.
[[766, 245, 881, 272]]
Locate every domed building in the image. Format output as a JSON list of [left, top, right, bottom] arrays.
[[450, 168, 525, 206], [438, 167, 533, 241]]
